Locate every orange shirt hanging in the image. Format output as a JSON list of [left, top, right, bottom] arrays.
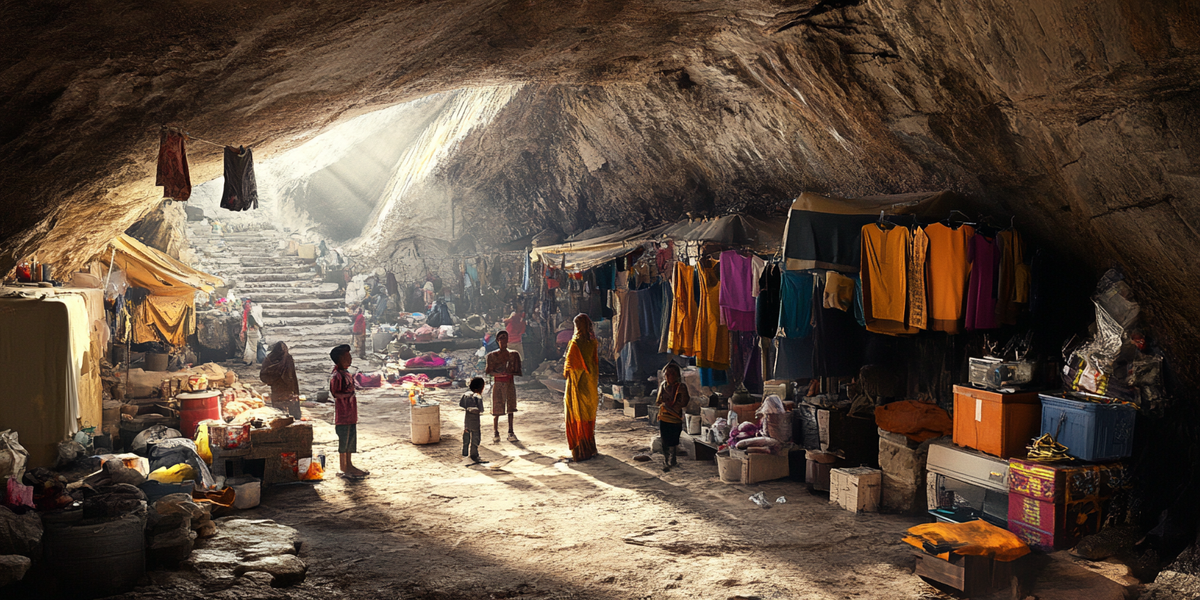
[[924, 223, 975, 333], [667, 263, 697, 356], [860, 224, 918, 336], [694, 258, 730, 370]]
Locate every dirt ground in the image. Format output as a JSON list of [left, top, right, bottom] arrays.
[[113, 361, 1142, 600]]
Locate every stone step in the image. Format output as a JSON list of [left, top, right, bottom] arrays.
[[238, 290, 342, 302], [265, 323, 351, 336], [257, 299, 344, 310], [239, 274, 320, 284], [236, 283, 321, 293], [262, 308, 343, 318], [262, 317, 341, 327]]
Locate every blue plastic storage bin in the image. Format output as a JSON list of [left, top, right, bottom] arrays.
[[1039, 394, 1136, 462]]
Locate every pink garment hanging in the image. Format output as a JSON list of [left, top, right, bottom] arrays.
[[965, 234, 1000, 330], [718, 251, 756, 331]]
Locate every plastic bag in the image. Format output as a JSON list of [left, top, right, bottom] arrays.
[[148, 463, 197, 483], [756, 395, 786, 416], [194, 422, 216, 465], [132, 425, 183, 456], [299, 458, 324, 481], [0, 430, 29, 483], [749, 491, 772, 509]]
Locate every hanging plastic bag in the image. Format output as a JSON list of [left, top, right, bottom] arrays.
[[0, 430, 29, 483]]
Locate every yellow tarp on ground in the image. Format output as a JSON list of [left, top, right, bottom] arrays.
[[108, 234, 222, 345]]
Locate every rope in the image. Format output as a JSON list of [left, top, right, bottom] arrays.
[[159, 125, 245, 151]]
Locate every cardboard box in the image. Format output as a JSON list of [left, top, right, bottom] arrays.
[[728, 402, 761, 425], [742, 453, 789, 484], [830, 467, 882, 513], [623, 399, 649, 418], [879, 436, 929, 513], [601, 394, 622, 410], [762, 381, 791, 401], [717, 455, 742, 483], [952, 385, 1042, 459]]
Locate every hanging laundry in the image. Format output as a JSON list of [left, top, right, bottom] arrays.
[[220, 146, 258, 211], [812, 277, 866, 377], [995, 230, 1025, 325], [694, 258, 730, 371], [750, 255, 767, 298], [636, 282, 664, 342], [718, 250, 756, 332], [728, 331, 763, 394], [966, 233, 1001, 331], [756, 263, 782, 339], [658, 278, 674, 354], [668, 263, 698, 356], [609, 285, 638, 355], [777, 271, 814, 339], [860, 224, 918, 335], [656, 243, 674, 273], [156, 130, 191, 201], [908, 226, 930, 330], [924, 223, 975, 333], [595, 262, 617, 291], [823, 271, 855, 312]]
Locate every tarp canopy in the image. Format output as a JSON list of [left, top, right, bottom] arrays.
[[532, 227, 652, 271], [110, 234, 223, 296], [782, 191, 959, 272], [656, 214, 786, 253]]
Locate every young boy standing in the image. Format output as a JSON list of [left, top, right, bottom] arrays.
[[459, 377, 486, 464], [329, 344, 368, 479], [485, 330, 523, 443]]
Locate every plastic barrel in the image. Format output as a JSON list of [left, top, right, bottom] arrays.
[[42, 510, 146, 599], [178, 391, 222, 438], [410, 404, 441, 444]]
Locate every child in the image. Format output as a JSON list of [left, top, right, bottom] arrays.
[[656, 363, 690, 472], [329, 344, 368, 479], [459, 377, 486, 464], [485, 330, 523, 443]]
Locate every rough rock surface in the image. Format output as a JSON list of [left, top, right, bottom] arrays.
[[0, 507, 41, 559], [1, 1, 1200, 383], [183, 518, 305, 586], [0, 554, 31, 588]]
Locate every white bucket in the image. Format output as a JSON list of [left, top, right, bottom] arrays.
[[410, 404, 441, 445]]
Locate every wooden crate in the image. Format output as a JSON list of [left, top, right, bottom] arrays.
[[912, 550, 1022, 596], [830, 467, 882, 513], [952, 385, 1042, 459]]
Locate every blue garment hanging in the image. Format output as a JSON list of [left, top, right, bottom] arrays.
[[777, 271, 814, 338]]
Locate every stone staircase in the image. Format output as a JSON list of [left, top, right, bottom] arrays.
[[186, 223, 356, 392]]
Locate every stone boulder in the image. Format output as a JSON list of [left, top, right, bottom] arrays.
[[0, 507, 41, 559], [0, 554, 31, 587], [184, 518, 306, 587]]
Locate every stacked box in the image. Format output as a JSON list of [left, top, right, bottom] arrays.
[[1007, 458, 1126, 551], [830, 467, 882, 513]]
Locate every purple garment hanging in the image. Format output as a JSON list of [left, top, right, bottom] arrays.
[[965, 234, 1000, 330], [718, 251, 756, 331]]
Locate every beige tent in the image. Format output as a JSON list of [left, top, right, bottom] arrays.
[[108, 234, 223, 345]]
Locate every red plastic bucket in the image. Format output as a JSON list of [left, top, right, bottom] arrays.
[[178, 391, 221, 438]]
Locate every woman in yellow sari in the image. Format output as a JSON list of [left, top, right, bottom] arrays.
[[562, 313, 599, 461]]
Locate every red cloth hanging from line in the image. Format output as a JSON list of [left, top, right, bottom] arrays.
[[156, 130, 191, 201]]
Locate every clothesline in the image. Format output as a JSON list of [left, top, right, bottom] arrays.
[[160, 125, 246, 151]]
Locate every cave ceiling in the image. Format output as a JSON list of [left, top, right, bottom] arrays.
[[2, 0, 1200, 378]]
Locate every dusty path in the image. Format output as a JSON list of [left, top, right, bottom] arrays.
[[203, 376, 942, 600]]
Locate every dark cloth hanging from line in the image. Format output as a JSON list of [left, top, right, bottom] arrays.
[[156, 130, 191, 201], [812, 277, 866, 378], [777, 271, 814, 339], [220, 146, 259, 211], [756, 263, 782, 339]]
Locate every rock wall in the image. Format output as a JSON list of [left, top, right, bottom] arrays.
[[1, 0, 1198, 383]]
